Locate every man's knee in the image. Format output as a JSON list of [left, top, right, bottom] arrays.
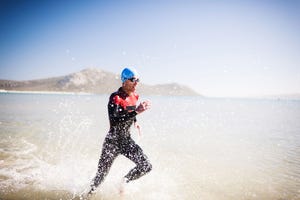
[[143, 161, 152, 173]]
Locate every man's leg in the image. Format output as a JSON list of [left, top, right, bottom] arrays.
[[89, 139, 119, 193], [121, 138, 152, 183]]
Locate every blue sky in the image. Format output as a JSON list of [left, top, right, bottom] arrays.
[[0, 0, 299, 97]]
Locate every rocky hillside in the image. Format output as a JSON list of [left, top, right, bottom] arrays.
[[0, 68, 200, 96]]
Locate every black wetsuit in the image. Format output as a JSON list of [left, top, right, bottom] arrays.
[[91, 87, 152, 189]]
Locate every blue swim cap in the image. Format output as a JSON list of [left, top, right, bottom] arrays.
[[121, 68, 138, 82]]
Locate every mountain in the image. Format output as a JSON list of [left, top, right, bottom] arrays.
[[0, 68, 200, 96]]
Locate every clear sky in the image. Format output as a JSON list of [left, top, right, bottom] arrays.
[[1, 0, 299, 97]]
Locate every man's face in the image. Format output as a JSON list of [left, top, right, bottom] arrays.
[[123, 77, 139, 93]]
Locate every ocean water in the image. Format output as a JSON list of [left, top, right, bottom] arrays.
[[0, 93, 299, 200]]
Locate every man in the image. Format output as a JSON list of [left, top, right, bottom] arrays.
[[88, 68, 152, 195]]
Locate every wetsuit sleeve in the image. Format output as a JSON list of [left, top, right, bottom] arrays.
[[108, 98, 137, 123]]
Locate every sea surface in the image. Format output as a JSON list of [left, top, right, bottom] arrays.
[[0, 93, 299, 200]]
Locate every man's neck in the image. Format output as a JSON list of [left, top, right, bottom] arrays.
[[122, 86, 133, 96]]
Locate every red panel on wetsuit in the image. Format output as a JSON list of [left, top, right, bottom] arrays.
[[113, 93, 139, 111]]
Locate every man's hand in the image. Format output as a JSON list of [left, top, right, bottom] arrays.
[[135, 100, 151, 114]]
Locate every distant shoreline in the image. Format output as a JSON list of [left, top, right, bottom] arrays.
[[0, 89, 94, 95]]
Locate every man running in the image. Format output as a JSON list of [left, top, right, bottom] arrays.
[[88, 68, 152, 195]]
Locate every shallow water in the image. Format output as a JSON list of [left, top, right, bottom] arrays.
[[0, 93, 299, 200]]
